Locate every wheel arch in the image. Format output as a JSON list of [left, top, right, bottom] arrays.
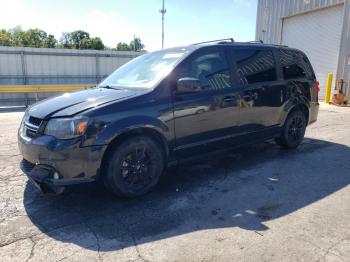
[[280, 101, 310, 126], [99, 127, 169, 179]]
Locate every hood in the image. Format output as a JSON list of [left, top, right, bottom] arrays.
[[28, 87, 140, 119]]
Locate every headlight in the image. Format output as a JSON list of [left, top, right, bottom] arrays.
[[19, 111, 29, 134], [45, 116, 89, 139]]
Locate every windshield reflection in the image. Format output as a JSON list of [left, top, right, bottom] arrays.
[[99, 50, 188, 89]]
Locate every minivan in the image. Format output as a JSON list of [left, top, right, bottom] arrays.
[[18, 40, 319, 197]]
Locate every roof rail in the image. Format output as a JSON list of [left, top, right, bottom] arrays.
[[238, 40, 289, 47], [192, 38, 234, 45], [246, 40, 264, 44], [247, 40, 291, 48]]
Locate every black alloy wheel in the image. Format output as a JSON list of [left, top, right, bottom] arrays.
[[275, 110, 306, 149], [119, 146, 155, 191], [104, 136, 164, 197], [287, 114, 305, 143]]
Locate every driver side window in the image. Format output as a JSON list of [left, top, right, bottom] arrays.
[[179, 50, 231, 91]]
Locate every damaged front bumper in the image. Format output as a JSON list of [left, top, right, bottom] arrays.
[[20, 159, 94, 194], [18, 131, 107, 194]]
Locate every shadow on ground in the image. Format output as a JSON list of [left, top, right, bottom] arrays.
[[23, 138, 350, 251]]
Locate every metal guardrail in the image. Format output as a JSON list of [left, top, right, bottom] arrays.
[[0, 84, 94, 93]]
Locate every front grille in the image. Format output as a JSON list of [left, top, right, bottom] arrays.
[[29, 116, 42, 126], [25, 116, 43, 138]]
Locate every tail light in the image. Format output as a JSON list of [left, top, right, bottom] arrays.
[[316, 80, 320, 96]]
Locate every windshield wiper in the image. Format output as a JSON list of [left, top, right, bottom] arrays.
[[99, 85, 122, 90]]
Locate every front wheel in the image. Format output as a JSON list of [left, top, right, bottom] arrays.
[[275, 110, 307, 149], [104, 136, 164, 198]]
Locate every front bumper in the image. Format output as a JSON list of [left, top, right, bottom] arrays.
[[18, 132, 107, 194], [20, 159, 94, 194]]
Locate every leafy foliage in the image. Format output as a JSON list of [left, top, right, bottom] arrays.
[[116, 42, 131, 51], [58, 30, 105, 50], [0, 30, 13, 46], [0, 27, 57, 48], [115, 37, 145, 52], [0, 27, 145, 51], [130, 37, 145, 52]]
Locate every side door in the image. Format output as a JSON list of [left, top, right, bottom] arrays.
[[172, 46, 241, 156], [231, 47, 284, 136]]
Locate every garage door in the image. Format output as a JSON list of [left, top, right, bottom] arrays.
[[281, 5, 343, 99]]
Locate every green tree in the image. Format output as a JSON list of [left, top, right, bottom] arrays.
[[58, 31, 104, 50], [0, 30, 13, 46], [8, 26, 24, 46], [1, 27, 57, 48], [0, 27, 143, 51], [59, 32, 72, 48], [22, 29, 49, 48], [116, 42, 131, 51], [88, 37, 104, 50], [70, 30, 90, 49], [130, 37, 145, 52], [79, 37, 104, 50], [45, 34, 57, 48]]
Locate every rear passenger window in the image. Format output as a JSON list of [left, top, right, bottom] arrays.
[[234, 49, 277, 85], [280, 49, 314, 80], [177, 50, 231, 91]]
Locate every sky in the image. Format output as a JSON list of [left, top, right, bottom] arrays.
[[0, 0, 257, 51]]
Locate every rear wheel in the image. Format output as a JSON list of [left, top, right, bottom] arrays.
[[275, 110, 306, 149], [104, 136, 164, 197]]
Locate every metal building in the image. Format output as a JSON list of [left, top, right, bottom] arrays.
[[256, 0, 350, 99]]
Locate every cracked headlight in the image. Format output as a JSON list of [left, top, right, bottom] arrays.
[[45, 116, 89, 139]]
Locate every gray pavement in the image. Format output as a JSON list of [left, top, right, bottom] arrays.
[[0, 103, 349, 262]]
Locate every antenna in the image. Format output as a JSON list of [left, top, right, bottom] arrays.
[[159, 0, 166, 49]]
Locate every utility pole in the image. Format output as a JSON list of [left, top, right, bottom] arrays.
[[133, 34, 136, 52], [159, 0, 166, 49]]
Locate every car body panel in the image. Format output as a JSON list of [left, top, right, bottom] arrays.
[[18, 133, 106, 180], [28, 87, 141, 119]]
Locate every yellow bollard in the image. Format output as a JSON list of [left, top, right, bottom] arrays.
[[325, 73, 333, 103]]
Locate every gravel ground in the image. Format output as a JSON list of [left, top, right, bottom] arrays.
[[0, 103, 349, 262]]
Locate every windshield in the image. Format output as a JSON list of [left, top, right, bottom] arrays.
[[99, 49, 188, 89]]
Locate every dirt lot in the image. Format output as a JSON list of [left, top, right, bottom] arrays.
[[0, 103, 349, 262]]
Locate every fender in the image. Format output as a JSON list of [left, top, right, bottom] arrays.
[[278, 95, 310, 127], [89, 115, 171, 147]]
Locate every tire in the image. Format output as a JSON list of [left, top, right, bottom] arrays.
[[275, 110, 307, 149], [104, 136, 164, 198]]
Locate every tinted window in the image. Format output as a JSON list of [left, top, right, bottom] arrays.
[[235, 49, 277, 85], [179, 51, 231, 91], [280, 49, 314, 80]]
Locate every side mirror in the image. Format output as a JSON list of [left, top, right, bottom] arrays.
[[177, 77, 202, 94]]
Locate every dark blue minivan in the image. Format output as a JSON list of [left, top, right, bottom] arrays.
[[18, 40, 319, 197]]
